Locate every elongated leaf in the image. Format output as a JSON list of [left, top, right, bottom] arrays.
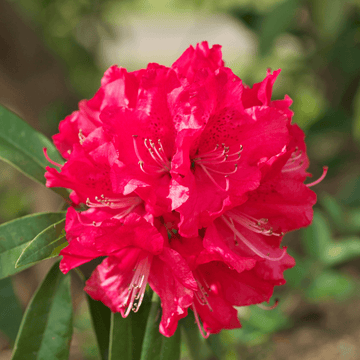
[[181, 312, 206, 360], [109, 313, 132, 360], [140, 292, 181, 360], [206, 334, 223, 360], [323, 236, 360, 267], [12, 261, 73, 360], [0, 212, 66, 279], [16, 219, 67, 268], [301, 211, 332, 260], [108, 291, 152, 360], [0, 104, 68, 198], [0, 277, 22, 341], [87, 295, 111, 360]]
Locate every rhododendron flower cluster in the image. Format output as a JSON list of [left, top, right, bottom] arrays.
[[45, 42, 325, 337]]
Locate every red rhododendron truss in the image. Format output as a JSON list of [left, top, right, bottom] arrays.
[[45, 41, 326, 337]]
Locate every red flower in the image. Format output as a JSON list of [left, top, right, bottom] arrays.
[[45, 41, 323, 337]]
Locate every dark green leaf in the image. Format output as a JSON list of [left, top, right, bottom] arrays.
[[16, 219, 67, 268], [130, 291, 152, 360], [0, 104, 68, 198], [87, 295, 111, 360], [0, 212, 66, 279], [140, 292, 181, 360], [0, 277, 22, 341], [11, 261, 73, 360]]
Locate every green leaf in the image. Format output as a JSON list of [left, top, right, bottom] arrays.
[[87, 295, 111, 360], [11, 261, 73, 360], [206, 334, 223, 360], [320, 193, 344, 230], [246, 305, 289, 333], [0, 104, 68, 198], [259, 0, 299, 56], [301, 211, 332, 260], [0, 212, 66, 279], [322, 236, 360, 267], [306, 270, 355, 302], [16, 219, 67, 268], [109, 313, 132, 360], [0, 277, 22, 341], [312, 0, 346, 41], [140, 292, 181, 360], [181, 312, 206, 360]]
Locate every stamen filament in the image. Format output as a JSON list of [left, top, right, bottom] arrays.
[[257, 299, 279, 310], [200, 164, 229, 191], [222, 215, 286, 262], [306, 166, 328, 187], [226, 211, 282, 237], [43, 148, 63, 168], [132, 135, 146, 163], [192, 304, 210, 339], [122, 254, 152, 317]]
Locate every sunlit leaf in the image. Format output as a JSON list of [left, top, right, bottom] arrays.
[[11, 261, 73, 360], [0, 212, 66, 279]]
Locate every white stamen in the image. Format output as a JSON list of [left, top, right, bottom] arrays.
[[192, 143, 242, 191], [133, 135, 171, 175], [222, 215, 286, 262], [122, 254, 152, 316], [282, 147, 305, 173], [226, 211, 283, 237], [78, 129, 86, 145], [86, 195, 141, 210]]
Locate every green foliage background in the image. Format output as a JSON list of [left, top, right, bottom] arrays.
[[1, 0, 360, 359]]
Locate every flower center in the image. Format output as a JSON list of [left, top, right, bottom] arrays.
[[282, 147, 304, 173], [85, 195, 142, 225], [78, 129, 86, 145], [132, 135, 171, 175], [194, 273, 213, 311], [192, 143, 242, 191], [222, 213, 286, 262], [226, 210, 284, 237], [122, 253, 152, 317]]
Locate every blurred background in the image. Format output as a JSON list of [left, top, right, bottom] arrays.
[[1, 0, 360, 359]]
